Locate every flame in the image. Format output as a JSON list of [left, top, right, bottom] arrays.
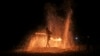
[[50, 37, 62, 41], [15, 1, 84, 53], [26, 32, 62, 49]]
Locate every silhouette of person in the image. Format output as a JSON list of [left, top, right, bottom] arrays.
[[46, 27, 52, 47]]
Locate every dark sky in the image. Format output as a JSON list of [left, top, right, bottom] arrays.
[[0, 0, 99, 51]]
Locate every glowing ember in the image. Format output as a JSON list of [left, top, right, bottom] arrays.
[[15, 0, 84, 53]]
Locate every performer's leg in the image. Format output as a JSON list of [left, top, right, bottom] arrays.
[[46, 40, 49, 47], [46, 37, 50, 47]]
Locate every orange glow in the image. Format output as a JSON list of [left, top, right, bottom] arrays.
[[16, 11, 79, 53], [50, 37, 62, 41], [25, 32, 63, 51], [15, 2, 84, 53]]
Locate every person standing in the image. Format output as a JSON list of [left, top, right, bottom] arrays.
[[46, 27, 52, 47]]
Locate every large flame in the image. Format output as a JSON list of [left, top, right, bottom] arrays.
[[15, 1, 84, 53]]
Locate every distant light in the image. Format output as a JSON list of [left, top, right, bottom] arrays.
[[75, 37, 78, 40]]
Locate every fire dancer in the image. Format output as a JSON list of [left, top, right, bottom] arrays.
[[46, 27, 52, 47]]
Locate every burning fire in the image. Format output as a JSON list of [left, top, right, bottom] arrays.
[[25, 32, 63, 51], [50, 37, 62, 41], [15, 0, 84, 53]]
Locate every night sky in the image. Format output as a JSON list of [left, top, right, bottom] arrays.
[[0, 0, 99, 51]]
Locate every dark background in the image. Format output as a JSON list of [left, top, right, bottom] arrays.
[[0, 0, 99, 51]]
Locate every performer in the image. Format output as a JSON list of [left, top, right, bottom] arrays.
[[46, 27, 52, 47]]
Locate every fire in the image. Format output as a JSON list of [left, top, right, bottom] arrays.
[[50, 37, 62, 41], [15, 0, 84, 53], [26, 32, 62, 49]]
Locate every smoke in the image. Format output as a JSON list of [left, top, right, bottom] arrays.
[[15, 0, 84, 53]]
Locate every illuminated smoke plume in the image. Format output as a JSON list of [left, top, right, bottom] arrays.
[[15, 0, 83, 53]]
